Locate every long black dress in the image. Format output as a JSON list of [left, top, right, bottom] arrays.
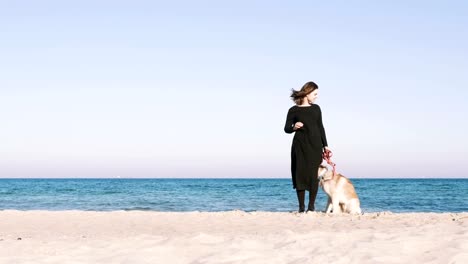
[[284, 104, 328, 190]]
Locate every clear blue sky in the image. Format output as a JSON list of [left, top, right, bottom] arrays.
[[1, 1, 467, 178]]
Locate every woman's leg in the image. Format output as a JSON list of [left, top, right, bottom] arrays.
[[296, 189, 305, 212], [307, 182, 319, 212]]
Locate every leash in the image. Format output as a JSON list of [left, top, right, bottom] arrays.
[[322, 148, 336, 176]]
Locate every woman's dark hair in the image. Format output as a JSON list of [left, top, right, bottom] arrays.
[[290, 81, 319, 105]]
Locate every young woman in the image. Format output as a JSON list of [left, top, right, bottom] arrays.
[[284, 81, 330, 213]]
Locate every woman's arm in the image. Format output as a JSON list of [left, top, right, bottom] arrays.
[[284, 108, 296, 134], [317, 105, 328, 147]]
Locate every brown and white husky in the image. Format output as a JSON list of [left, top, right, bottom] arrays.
[[318, 165, 362, 214]]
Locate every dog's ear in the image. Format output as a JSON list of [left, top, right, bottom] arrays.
[[318, 165, 327, 173]]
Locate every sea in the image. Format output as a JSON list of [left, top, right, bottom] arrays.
[[0, 178, 466, 213]]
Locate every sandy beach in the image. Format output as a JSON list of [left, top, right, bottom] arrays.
[[0, 210, 466, 264]]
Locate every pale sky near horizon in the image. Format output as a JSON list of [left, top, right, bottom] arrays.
[[1, 1, 467, 178]]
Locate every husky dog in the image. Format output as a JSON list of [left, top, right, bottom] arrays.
[[318, 165, 362, 214]]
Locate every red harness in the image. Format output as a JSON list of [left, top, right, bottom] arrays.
[[322, 149, 336, 176]]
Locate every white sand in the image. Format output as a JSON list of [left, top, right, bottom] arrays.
[[0, 210, 467, 264]]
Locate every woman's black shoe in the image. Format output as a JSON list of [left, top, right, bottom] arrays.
[[299, 205, 305, 213]]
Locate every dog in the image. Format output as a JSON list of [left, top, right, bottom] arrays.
[[318, 165, 362, 214]]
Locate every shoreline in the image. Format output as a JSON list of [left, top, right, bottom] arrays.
[[1, 210, 467, 263], [1, 209, 467, 213]]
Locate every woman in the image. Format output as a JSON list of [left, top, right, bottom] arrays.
[[284, 81, 330, 213]]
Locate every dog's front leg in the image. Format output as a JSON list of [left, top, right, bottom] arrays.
[[325, 197, 333, 213], [331, 198, 341, 214]]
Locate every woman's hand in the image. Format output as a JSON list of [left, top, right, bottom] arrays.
[[323, 146, 332, 154], [293, 122, 304, 130]]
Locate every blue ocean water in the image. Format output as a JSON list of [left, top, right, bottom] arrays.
[[0, 178, 466, 213]]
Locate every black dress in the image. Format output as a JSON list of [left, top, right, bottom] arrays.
[[284, 104, 328, 190]]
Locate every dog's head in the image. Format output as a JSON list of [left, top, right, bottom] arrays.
[[318, 165, 333, 181]]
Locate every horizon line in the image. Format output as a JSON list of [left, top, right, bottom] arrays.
[[0, 177, 467, 180]]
